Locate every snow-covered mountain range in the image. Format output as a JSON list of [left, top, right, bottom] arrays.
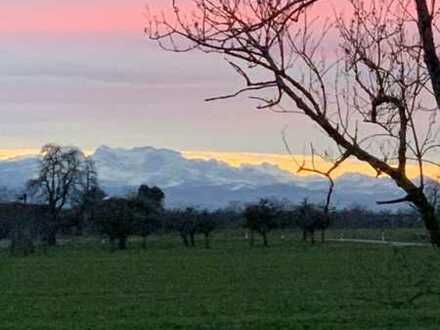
[[0, 145, 406, 209]]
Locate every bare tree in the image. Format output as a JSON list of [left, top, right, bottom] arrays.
[[283, 131, 347, 242], [196, 210, 217, 249], [244, 199, 279, 247], [27, 144, 86, 246], [295, 198, 326, 244], [147, 0, 440, 246], [71, 157, 106, 235], [414, 0, 440, 108], [165, 207, 199, 247]]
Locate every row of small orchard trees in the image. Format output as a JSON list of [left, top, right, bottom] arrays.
[[95, 197, 422, 250], [244, 199, 330, 247], [165, 208, 218, 249], [93, 198, 332, 250], [96, 205, 230, 250]]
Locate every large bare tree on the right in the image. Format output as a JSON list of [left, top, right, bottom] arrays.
[[415, 0, 440, 108], [147, 0, 440, 246]]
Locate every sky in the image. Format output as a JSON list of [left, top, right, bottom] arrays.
[[1, 0, 316, 153], [0, 0, 436, 178]]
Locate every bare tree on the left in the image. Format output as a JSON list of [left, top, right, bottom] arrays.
[[27, 144, 86, 246]]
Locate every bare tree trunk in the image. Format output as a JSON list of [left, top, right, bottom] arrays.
[[118, 237, 127, 250], [249, 230, 255, 247], [109, 237, 115, 251], [262, 231, 268, 247], [204, 233, 210, 249], [76, 213, 86, 236], [302, 230, 307, 242], [415, 0, 440, 109], [413, 192, 440, 246], [321, 229, 326, 243], [181, 233, 189, 247], [190, 233, 195, 247], [46, 226, 57, 247], [310, 230, 315, 245], [141, 235, 147, 249], [45, 212, 59, 247]]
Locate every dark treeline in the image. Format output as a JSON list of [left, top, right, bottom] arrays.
[[0, 144, 423, 256], [0, 196, 421, 255]]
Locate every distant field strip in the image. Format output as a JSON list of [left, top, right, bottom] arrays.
[[328, 238, 429, 247]]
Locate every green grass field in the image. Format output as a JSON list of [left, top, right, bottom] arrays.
[[0, 233, 439, 330]]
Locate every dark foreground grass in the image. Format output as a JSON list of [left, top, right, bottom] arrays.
[[0, 236, 439, 330]]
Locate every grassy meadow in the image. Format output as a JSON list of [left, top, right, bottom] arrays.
[[0, 232, 439, 330]]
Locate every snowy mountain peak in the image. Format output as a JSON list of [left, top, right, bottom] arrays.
[[0, 145, 406, 209], [91, 146, 296, 188]]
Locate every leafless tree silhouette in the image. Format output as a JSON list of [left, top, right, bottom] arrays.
[[147, 0, 440, 246], [27, 144, 86, 246]]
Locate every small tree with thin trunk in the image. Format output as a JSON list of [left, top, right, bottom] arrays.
[[147, 0, 440, 246], [184, 207, 198, 247], [244, 199, 279, 247], [167, 207, 199, 247], [196, 210, 217, 249], [296, 199, 327, 244], [71, 157, 106, 235]]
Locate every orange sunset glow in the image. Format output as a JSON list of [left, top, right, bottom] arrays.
[[0, 149, 39, 159], [183, 151, 439, 179], [1, 148, 437, 179]]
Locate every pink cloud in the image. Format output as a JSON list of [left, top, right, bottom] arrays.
[[0, 0, 364, 36], [0, 1, 148, 35]]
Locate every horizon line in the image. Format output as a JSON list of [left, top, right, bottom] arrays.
[[0, 146, 437, 180]]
